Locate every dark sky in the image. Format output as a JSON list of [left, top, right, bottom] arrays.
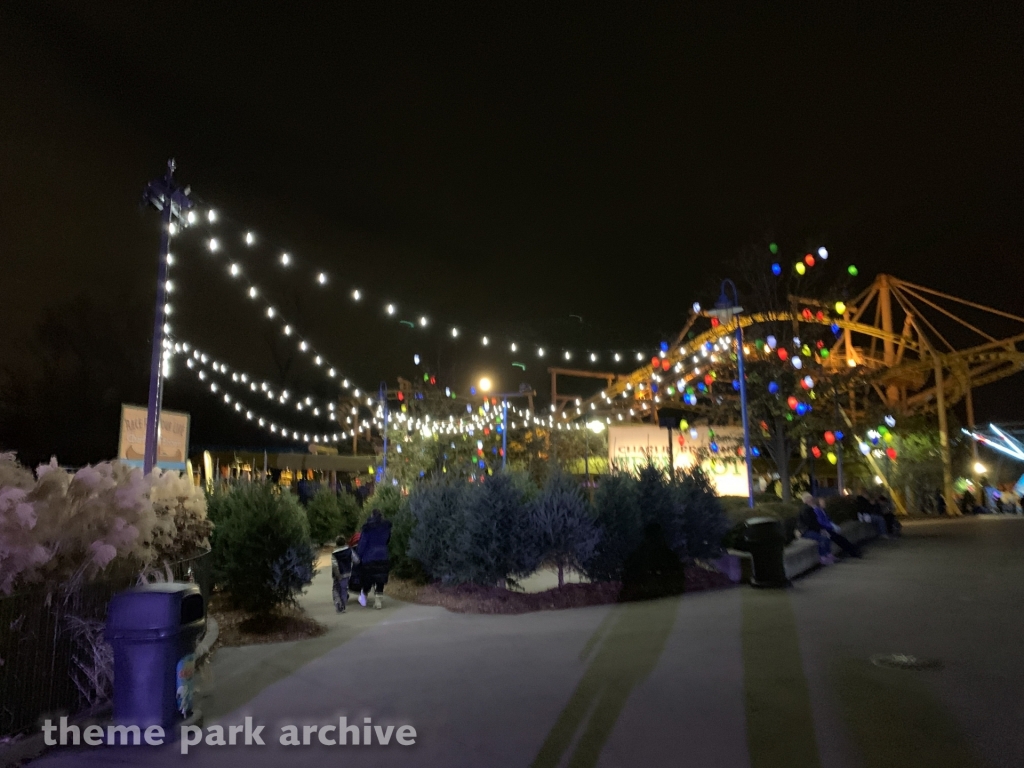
[[2, 2, 1023, 440]]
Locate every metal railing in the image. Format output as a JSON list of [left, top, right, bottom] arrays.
[[0, 550, 212, 739]]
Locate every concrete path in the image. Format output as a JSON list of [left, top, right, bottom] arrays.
[[28, 516, 1024, 768]]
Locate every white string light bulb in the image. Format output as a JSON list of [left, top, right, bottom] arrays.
[[208, 238, 219, 252], [386, 304, 396, 315], [317, 272, 327, 285], [207, 209, 217, 223], [229, 263, 241, 277], [280, 253, 291, 266], [245, 232, 255, 245], [352, 289, 361, 301]]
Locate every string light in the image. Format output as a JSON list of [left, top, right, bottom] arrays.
[[186, 205, 657, 367]]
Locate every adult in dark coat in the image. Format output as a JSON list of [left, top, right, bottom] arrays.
[[355, 509, 393, 609]]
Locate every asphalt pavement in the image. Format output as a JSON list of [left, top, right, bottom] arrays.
[[27, 516, 1024, 768]]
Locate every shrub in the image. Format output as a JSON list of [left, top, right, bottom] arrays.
[[306, 488, 352, 546], [148, 469, 212, 562], [619, 522, 686, 601], [461, 471, 538, 586], [407, 480, 469, 582], [212, 484, 316, 613], [0, 455, 157, 594], [674, 467, 730, 560], [825, 495, 858, 524], [588, 472, 644, 581], [532, 472, 601, 587]]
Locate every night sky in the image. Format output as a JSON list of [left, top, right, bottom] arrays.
[[2, 3, 1023, 456]]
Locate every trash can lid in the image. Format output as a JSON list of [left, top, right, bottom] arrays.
[[106, 582, 203, 633], [744, 516, 780, 526]]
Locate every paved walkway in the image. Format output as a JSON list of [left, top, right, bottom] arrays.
[[28, 516, 1024, 768]]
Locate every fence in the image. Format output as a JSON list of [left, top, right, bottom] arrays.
[[0, 550, 212, 739]]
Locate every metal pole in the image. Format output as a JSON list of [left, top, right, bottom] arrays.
[[143, 200, 172, 474], [502, 399, 508, 470], [379, 382, 389, 478], [735, 323, 755, 507], [834, 392, 845, 493], [141, 160, 191, 474], [933, 354, 955, 514]]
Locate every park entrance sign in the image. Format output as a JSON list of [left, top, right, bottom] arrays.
[[118, 404, 190, 470], [607, 424, 748, 496]]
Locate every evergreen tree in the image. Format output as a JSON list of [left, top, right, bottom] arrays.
[[532, 472, 601, 587], [461, 471, 538, 586], [587, 472, 644, 581], [407, 479, 469, 582]]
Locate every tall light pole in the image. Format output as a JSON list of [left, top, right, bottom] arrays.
[[708, 279, 755, 508], [141, 160, 192, 474], [378, 382, 390, 480], [478, 378, 534, 471]]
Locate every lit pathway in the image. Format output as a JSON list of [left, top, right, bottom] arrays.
[[28, 517, 1024, 768]]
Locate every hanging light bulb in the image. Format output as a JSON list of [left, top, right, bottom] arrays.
[[419, 316, 428, 327], [245, 232, 255, 245], [248, 286, 257, 299], [386, 303, 396, 315], [481, 336, 489, 345], [317, 272, 327, 285], [283, 325, 292, 335], [280, 253, 291, 266], [229, 263, 241, 277], [208, 238, 219, 252], [451, 327, 459, 337], [266, 306, 275, 318], [352, 289, 361, 301], [207, 209, 217, 223]]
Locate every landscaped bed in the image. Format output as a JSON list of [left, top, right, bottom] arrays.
[[385, 563, 733, 615], [207, 593, 327, 648]]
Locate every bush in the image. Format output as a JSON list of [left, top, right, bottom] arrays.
[[461, 471, 538, 586], [619, 522, 686, 602], [825, 495, 858, 524], [407, 480, 468, 582], [305, 488, 359, 546], [532, 472, 600, 587], [149, 469, 212, 562], [0, 454, 157, 594], [211, 484, 316, 613], [674, 467, 730, 560], [588, 472, 644, 581]]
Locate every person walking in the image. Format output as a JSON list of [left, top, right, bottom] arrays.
[[355, 509, 393, 609], [330, 536, 354, 613]]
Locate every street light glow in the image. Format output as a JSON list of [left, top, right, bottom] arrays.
[[478, 377, 493, 392]]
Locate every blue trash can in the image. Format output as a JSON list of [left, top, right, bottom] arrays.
[[106, 582, 206, 729]]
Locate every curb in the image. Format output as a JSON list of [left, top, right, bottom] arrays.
[[196, 616, 219, 660]]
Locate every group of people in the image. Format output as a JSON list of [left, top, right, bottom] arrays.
[[329, 509, 393, 612], [797, 493, 863, 565], [855, 490, 900, 538]]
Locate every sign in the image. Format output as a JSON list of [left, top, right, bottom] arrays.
[[118, 405, 190, 470], [607, 424, 749, 496]]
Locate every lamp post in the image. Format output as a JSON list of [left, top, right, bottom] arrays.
[[141, 160, 192, 475], [478, 378, 534, 470], [707, 279, 755, 508]]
